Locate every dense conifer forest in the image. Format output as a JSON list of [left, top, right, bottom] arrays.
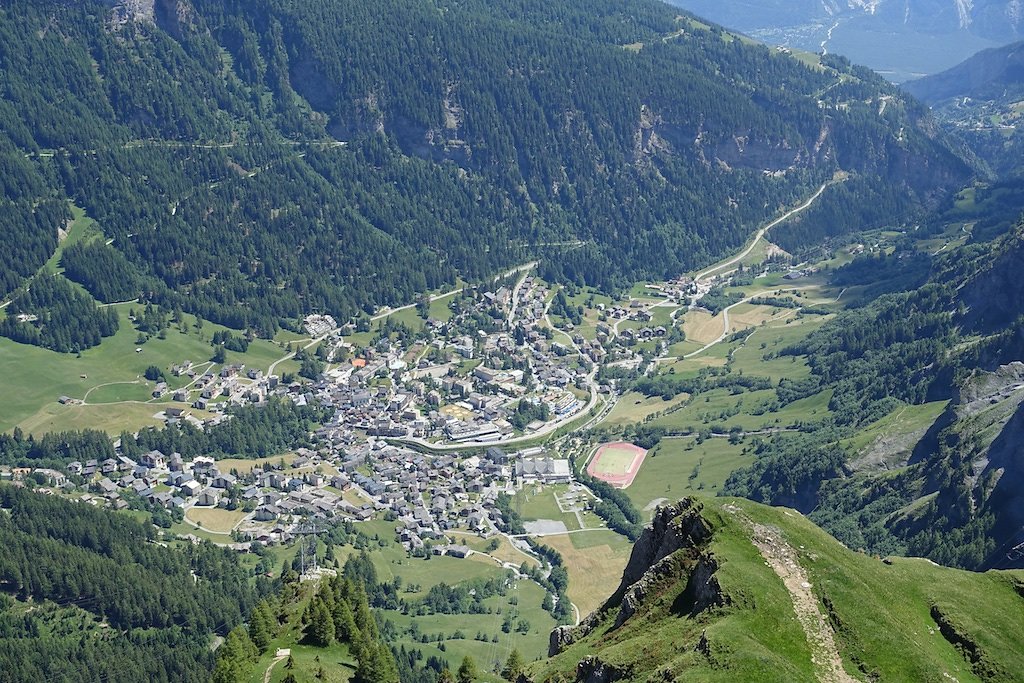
[[0, 0, 969, 351]]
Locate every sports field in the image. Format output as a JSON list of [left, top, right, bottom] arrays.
[[587, 441, 647, 488]]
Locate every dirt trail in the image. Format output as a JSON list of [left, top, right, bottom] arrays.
[[749, 522, 861, 683]]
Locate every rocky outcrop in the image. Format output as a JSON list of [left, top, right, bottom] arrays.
[[960, 226, 1024, 333], [108, 0, 155, 26], [548, 499, 726, 657], [574, 657, 634, 683]]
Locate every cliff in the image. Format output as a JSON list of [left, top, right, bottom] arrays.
[[530, 497, 1024, 683]]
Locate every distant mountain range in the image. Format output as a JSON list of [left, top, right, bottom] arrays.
[[667, 0, 1024, 81], [903, 40, 1024, 175], [904, 39, 1024, 103]]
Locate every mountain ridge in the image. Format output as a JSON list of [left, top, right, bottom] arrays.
[[532, 497, 1024, 682]]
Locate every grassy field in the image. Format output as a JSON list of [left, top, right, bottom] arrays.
[[44, 203, 104, 276], [624, 438, 757, 512], [645, 387, 832, 434], [680, 309, 726, 345], [381, 579, 554, 678], [841, 400, 949, 465], [246, 581, 357, 683], [323, 520, 555, 677], [452, 532, 540, 569], [541, 531, 633, 618], [516, 486, 580, 531], [0, 302, 299, 434], [184, 506, 247, 533], [601, 391, 691, 427], [215, 453, 298, 474]]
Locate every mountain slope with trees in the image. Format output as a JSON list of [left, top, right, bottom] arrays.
[[0, 0, 970, 347], [723, 186, 1024, 571]]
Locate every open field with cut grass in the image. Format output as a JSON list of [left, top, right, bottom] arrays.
[[215, 453, 297, 474], [680, 309, 726, 345], [625, 439, 758, 512], [516, 486, 581, 531], [601, 391, 691, 427], [13, 401, 167, 436], [185, 506, 247, 533], [540, 531, 633, 617]]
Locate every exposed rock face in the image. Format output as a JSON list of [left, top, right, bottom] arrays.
[[960, 227, 1024, 333], [109, 0, 156, 25], [574, 657, 633, 683], [548, 498, 725, 659]]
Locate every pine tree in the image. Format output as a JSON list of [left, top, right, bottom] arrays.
[[457, 655, 479, 683], [307, 598, 334, 647], [211, 626, 257, 683], [249, 600, 275, 652], [502, 649, 526, 681]]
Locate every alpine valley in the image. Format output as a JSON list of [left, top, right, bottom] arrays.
[[0, 1, 1021, 683]]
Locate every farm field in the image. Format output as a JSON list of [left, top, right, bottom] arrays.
[[184, 507, 247, 533], [540, 530, 634, 617], [680, 309, 726, 345], [601, 391, 690, 427], [215, 453, 298, 474]]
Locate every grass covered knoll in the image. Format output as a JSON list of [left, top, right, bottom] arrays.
[[531, 497, 1024, 683]]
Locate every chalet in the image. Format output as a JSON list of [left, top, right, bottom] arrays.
[[446, 545, 472, 558], [254, 505, 279, 522], [140, 450, 166, 469], [197, 488, 221, 506], [179, 480, 202, 498], [212, 473, 237, 489]]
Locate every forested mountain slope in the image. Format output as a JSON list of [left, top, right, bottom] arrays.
[[532, 498, 1024, 683], [723, 185, 1024, 571], [0, 0, 970, 339], [0, 485, 271, 681]]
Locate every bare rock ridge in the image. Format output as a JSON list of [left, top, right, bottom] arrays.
[[548, 498, 725, 660]]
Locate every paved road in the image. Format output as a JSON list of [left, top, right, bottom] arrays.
[[370, 261, 538, 322], [693, 180, 833, 284]]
